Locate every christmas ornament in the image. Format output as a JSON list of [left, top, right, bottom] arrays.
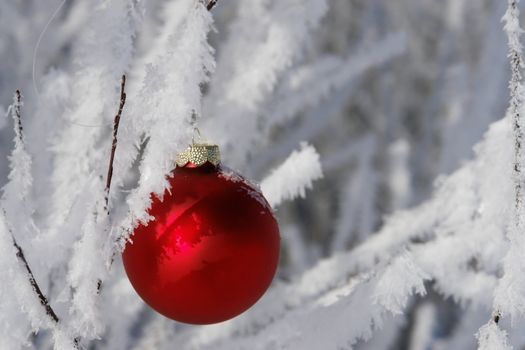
[[122, 143, 280, 324]]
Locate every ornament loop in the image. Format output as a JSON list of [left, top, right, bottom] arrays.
[[192, 127, 202, 144]]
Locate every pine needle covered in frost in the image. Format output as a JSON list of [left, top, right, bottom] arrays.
[[261, 143, 323, 208]]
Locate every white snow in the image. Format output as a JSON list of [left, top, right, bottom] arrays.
[[261, 143, 323, 208], [0, 0, 524, 348]]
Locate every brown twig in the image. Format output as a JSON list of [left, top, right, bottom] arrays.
[[13, 237, 60, 323], [206, 0, 219, 11], [104, 75, 127, 210], [96, 75, 127, 296], [14, 90, 23, 140], [11, 227, 80, 347], [493, 312, 500, 324], [4, 212, 79, 345]]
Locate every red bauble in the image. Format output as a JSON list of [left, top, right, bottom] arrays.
[[122, 162, 280, 324]]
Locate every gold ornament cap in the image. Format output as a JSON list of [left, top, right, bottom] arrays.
[[176, 143, 221, 167]]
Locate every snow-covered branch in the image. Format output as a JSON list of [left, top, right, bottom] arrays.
[[261, 143, 323, 208], [491, 0, 525, 329], [0, 92, 76, 348], [104, 75, 127, 210], [122, 0, 215, 235]]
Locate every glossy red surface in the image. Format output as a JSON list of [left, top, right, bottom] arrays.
[[122, 163, 280, 324]]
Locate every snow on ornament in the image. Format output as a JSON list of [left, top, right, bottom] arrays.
[[122, 142, 281, 324]]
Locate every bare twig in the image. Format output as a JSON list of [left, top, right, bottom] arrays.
[[96, 75, 127, 296], [14, 233, 81, 347], [105, 75, 127, 210], [14, 90, 23, 141], [13, 237, 59, 323], [206, 0, 219, 11], [3, 211, 79, 346]]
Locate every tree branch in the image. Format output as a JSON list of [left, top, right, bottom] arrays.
[[6, 91, 79, 347], [14, 90, 24, 141], [97, 0, 213, 297], [206, 0, 219, 11], [13, 237, 59, 323], [96, 75, 127, 296], [490, 0, 524, 328], [105, 75, 127, 210], [7, 217, 79, 347], [10, 92, 60, 324], [508, 0, 524, 216]]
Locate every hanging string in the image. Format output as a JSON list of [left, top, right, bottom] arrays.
[[32, 0, 67, 98], [32, 0, 113, 128], [31, 0, 221, 129]]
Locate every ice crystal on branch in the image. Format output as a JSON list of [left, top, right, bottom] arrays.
[[476, 322, 512, 350], [261, 143, 323, 208], [492, 0, 525, 326]]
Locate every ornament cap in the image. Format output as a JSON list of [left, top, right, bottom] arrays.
[[176, 143, 221, 167]]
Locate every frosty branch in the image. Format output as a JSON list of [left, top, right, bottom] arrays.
[[10, 92, 59, 324], [12, 237, 59, 324], [104, 74, 126, 210], [97, 75, 127, 295], [4, 91, 78, 347], [487, 0, 525, 330], [507, 0, 524, 217]]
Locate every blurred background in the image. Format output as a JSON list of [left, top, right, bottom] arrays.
[[0, 0, 515, 348]]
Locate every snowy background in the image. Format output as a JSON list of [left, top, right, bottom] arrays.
[[0, 0, 524, 349]]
